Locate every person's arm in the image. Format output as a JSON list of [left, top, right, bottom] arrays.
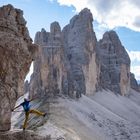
[[12, 104, 22, 111]]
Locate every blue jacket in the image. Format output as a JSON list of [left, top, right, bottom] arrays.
[[20, 100, 30, 112]]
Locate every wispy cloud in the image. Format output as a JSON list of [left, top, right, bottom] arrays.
[[131, 66, 140, 81], [127, 50, 140, 62], [53, 0, 140, 32], [127, 50, 140, 80], [93, 23, 109, 40]]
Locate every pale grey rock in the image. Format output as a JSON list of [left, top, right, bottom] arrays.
[[30, 8, 134, 98], [130, 73, 139, 92], [62, 8, 98, 97], [29, 21, 63, 99], [0, 4, 37, 131], [34, 28, 49, 46], [30, 8, 98, 99], [98, 31, 130, 95]]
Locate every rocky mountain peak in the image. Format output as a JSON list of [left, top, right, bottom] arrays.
[[50, 21, 61, 34], [0, 4, 31, 43], [29, 7, 98, 98], [29, 7, 136, 98], [34, 28, 48, 46], [41, 28, 46, 32], [79, 8, 93, 20], [69, 8, 93, 30], [98, 30, 130, 95]]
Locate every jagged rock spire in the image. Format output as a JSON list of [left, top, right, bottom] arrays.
[[98, 30, 130, 95]]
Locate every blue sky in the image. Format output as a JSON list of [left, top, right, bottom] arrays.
[[0, 0, 140, 81]]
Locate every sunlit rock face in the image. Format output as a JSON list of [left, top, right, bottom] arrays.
[[30, 9, 98, 98], [30, 8, 133, 99], [62, 8, 98, 97], [30, 8, 133, 97], [29, 22, 63, 98], [98, 31, 130, 95], [0, 4, 37, 131]]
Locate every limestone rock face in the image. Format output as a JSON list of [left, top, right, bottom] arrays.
[[30, 8, 98, 98], [30, 22, 63, 98], [30, 8, 132, 98], [98, 31, 130, 95], [62, 8, 98, 97], [0, 4, 37, 131], [130, 73, 139, 92]]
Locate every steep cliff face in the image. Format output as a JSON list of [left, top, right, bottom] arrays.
[[0, 4, 37, 131], [30, 8, 133, 98], [30, 22, 63, 98], [98, 31, 130, 95], [30, 8, 98, 99], [62, 8, 98, 97], [130, 73, 139, 92]]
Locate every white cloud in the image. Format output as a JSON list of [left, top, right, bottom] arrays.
[[131, 66, 140, 81], [93, 23, 109, 40], [127, 51, 140, 62], [53, 0, 140, 32], [127, 50, 140, 80]]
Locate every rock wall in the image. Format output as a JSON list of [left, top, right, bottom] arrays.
[[30, 8, 134, 99], [0, 4, 37, 131], [130, 73, 139, 92], [98, 31, 130, 95], [29, 22, 63, 98], [30, 8, 98, 98], [62, 8, 98, 97]]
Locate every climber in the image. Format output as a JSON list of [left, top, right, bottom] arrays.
[[12, 98, 46, 130]]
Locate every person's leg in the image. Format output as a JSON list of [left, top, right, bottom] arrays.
[[29, 109, 45, 116], [23, 112, 29, 130]]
